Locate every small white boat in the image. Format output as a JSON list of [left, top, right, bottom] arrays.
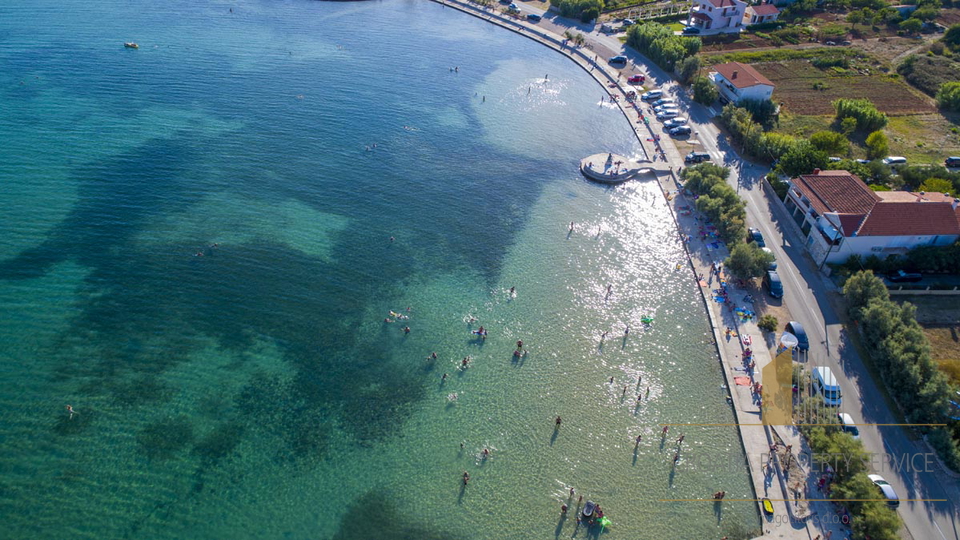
[[124, 42, 139, 49]]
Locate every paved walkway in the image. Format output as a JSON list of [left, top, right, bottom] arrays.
[[431, 2, 833, 538]]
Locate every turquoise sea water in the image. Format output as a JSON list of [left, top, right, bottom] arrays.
[[0, 1, 759, 538]]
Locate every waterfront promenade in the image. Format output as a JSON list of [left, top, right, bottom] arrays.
[[431, 2, 829, 538]]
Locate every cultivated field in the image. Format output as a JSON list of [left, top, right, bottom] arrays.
[[755, 60, 935, 116]]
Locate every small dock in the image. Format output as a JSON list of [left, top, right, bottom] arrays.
[[580, 153, 647, 184]]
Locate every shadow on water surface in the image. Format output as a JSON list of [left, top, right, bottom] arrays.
[[331, 491, 465, 540]]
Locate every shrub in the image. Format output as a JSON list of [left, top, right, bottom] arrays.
[[937, 81, 960, 112], [810, 130, 850, 155], [944, 23, 960, 51], [693, 76, 718, 104], [551, 0, 604, 21], [865, 130, 889, 160], [833, 98, 888, 132], [758, 314, 778, 332], [811, 55, 850, 69], [739, 98, 778, 127]]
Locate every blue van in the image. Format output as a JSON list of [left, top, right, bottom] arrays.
[[764, 270, 783, 299], [785, 321, 808, 351]]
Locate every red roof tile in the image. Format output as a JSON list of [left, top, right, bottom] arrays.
[[836, 214, 866, 236], [750, 3, 779, 15], [856, 202, 960, 236], [792, 170, 879, 216], [708, 0, 741, 7], [713, 62, 774, 89]]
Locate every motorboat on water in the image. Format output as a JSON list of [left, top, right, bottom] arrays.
[[124, 42, 139, 49]]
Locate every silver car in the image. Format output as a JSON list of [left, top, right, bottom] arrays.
[[868, 474, 899, 509], [656, 110, 679, 120], [663, 117, 687, 128], [654, 104, 678, 114]]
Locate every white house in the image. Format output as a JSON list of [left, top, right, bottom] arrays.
[[709, 62, 775, 103], [744, 3, 780, 24], [687, 0, 747, 34], [783, 169, 960, 266]]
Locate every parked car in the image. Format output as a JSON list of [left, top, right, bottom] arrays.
[[669, 126, 692, 136], [621, 18, 635, 27], [855, 158, 871, 164], [506, 4, 520, 13], [837, 412, 860, 439], [526, 13, 542, 22], [828, 156, 842, 162], [785, 321, 808, 351], [498, 0, 511, 4], [945, 156, 960, 168], [627, 74, 645, 84], [608, 55, 628, 67], [761, 247, 776, 270], [684, 151, 710, 163], [656, 109, 679, 120], [882, 156, 907, 166], [764, 270, 783, 299], [868, 475, 900, 509], [747, 227, 765, 247], [887, 269, 922, 283], [681, 26, 700, 34], [654, 104, 678, 114], [640, 90, 662, 101], [651, 98, 675, 107], [813, 366, 841, 406], [663, 117, 687, 128]]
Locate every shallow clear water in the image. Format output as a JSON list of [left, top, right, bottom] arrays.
[[0, 1, 759, 538]]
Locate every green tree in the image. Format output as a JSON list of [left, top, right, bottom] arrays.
[[777, 140, 828, 177], [865, 130, 889, 160], [856, 501, 902, 540], [677, 55, 701, 85], [919, 177, 954, 194], [834, 98, 888, 132], [840, 116, 857, 136], [944, 24, 960, 51], [843, 270, 889, 319], [936, 81, 960, 112], [810, 130, 850, 155], [693, 76, 718, 105], [899, 17, 923, 34], [724, 242, 775, 280], [846, 9, 864, 27]]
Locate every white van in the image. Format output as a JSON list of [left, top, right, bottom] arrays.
[[813, 367, 842, 407], [837, 412, 859, 439]]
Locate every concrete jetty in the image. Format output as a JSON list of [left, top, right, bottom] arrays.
[[579, 153, 648, 183]]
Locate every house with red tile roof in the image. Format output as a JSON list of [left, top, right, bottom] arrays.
[[744, 3, 780, 24], [782, 169, 960, 266], [709, 62, 775, 103], [687, 0, 747, 34]]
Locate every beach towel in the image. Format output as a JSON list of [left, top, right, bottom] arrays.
[[742, 335, 752, 346], [698, 280, 708, 287], [714, 296, 726, 303], [734, 377, 752, 386]]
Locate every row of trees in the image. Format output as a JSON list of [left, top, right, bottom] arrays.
[[679, 164, 747, 246], [625, 22, 701, 72], [843, 271, 960, 471]]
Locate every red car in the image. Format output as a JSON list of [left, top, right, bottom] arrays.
[[627, 74, 645, 84]]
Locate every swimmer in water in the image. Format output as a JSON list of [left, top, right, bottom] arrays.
[[384, 318, 394, 323], [431, 352, 438, 359], [509, 286, 515, 295], [403, 326, 410, 334], [463, 471, 470, 485], [555, 416, 562, 428], [516, 340, 523, 350], [441, 373, 448, 382], [66, 405, 77, 419]]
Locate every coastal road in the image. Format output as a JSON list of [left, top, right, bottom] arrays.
[[505, 6, 960, 538], [570, 18, 960, 540]]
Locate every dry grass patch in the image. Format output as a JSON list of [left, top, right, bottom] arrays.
[[756, 60, 934, 116], [921, 325, 960, 386]]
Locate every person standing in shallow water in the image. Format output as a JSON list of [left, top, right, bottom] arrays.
[[555, 416, 562, 428]]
